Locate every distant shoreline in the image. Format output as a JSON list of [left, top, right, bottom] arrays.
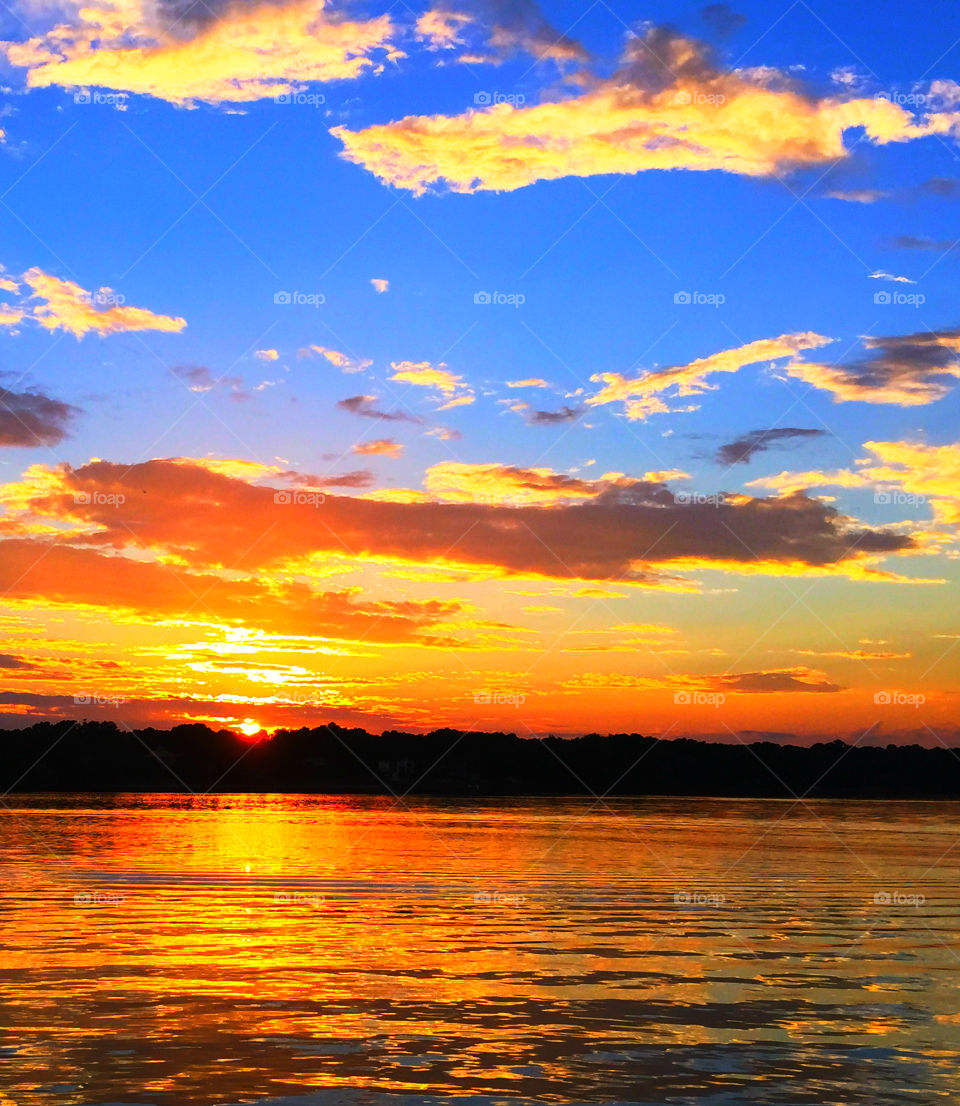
[[2, 721, 959, 799]]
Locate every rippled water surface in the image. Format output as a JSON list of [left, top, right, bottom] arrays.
[[1, 794, 959, 1105]]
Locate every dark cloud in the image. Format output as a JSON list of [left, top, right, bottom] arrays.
[[444, 0, 590, 62], [0, 387, 78, 447], [0, 653, 34, 669], [288, 469, 374, 489], [22, 458, 914, 586], [699, 3, 747, 36], [171, 364, 248, 400], [526, 405, 584, 425], [918, 177, 960, 198], [716, 427, 826, 466], [891, 235, 960, 251], [337, 395, 423, 423], [791, 326, 960, 405], [717, 669, 844, 693]]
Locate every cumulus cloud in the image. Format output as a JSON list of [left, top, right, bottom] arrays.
[[3, 0, 401, 105], [716, 427, 826, 466], [255, 348, 279, 361], [588, 332, 831, 420], [370, 278, 389, 293], [785, 327, 960, 406], [332, 27, 960, 194], [0, 387, 79, 447], [0, 267, 186, 338]]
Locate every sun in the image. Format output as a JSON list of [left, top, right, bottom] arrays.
[[237, 719, 261, 737]]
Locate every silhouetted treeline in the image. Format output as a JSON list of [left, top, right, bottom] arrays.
[[2, 721, 960, 797]]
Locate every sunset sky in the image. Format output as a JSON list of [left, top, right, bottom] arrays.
[[0, 0, 957, 741]]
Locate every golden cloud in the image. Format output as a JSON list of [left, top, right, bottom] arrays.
[[4, 0, 400, 105], [588, 332, 832, 420], [353, 439, 404, 458], [0, 267, 187, 338], [389, 360, 475, 408], [332, 29, 960, 193], [751, 439, 960, 528]]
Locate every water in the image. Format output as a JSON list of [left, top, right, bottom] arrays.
[[0, 795, 958, 1105]]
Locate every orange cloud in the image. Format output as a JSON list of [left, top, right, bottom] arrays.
[[4, 457, 915, 586], [332, 29, 960, 193], [0, 538, 460, 645], [353, 439, 404, 458], [370, 278, 390, 293], [4, 0, 400, 105], [588, 332, 832, 420]]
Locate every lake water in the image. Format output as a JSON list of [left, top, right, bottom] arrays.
[[0, 795, 958, 1105]]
